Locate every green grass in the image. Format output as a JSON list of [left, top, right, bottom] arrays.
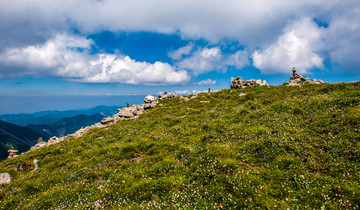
[[1, 82, 360, 209]]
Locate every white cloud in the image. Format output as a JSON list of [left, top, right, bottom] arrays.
[[0, 0, 343, 48], [0, 34, 190, 84], [324, 6, 360, 72], [197, 79, 217, 85], [175, 47, 249, 74], [0, 0, 360, 76], [252, 18, 324, 74], [168, 43, 193, 60]]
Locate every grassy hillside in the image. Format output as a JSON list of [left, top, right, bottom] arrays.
[[0, 82, 359, 209]]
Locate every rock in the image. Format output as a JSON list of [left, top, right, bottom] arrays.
[[47, 136, 59, 145], [0, 173, 11, 184], [144, 102, 157, 110], [33, 159, 38, 171], [308, 79, 324, 84], [30, 141, 47, 150], [7, 150, 18, 158], [239, 93, 246, 97], [101, 117, 114, 125], [231, 77, 268, 89], [159, 92, 174, 100], [231, 76, 244, 89], [180, 96, 190, 102], [144, 95, 156, 103], [136, 104, 144, 111]]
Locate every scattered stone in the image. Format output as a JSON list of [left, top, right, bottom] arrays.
[[0, 173, 11, 184], [200, 101, 210, 103], [239, 93, 247, 97]]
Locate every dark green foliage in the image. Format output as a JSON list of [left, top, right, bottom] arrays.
[[0, 82, 360, 209], [0, 120, 47, 160]]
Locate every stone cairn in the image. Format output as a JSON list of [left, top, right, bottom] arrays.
[[289, 67, 324, 86], [29, 92, 176, 151], [7, 150, 18, 158], [230, 76, 268, 89]]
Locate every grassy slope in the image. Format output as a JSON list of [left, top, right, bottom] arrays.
[[0, 82, 359, 209]]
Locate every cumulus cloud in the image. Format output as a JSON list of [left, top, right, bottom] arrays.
[[0, 34, 190, 84], [0, 0, 342, 48], [252, 18, 325, 74], [324, 6, 360, 72], [197, 79, 217, 85], [175, 46, 249, 74], [0, 0, 359, 76]]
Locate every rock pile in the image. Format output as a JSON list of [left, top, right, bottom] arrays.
[[29, 92, 176, 152], [289, 67, 324, 86], [231, 76, 268, 89]]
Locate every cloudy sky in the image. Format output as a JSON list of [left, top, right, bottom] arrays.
[[0, 0, 360, 97]]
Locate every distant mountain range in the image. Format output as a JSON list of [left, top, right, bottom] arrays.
[[26, 114, 105, 138], [0, 105, 121, 161], [0, 120, 47, 160], [0, 105, 120, 126]]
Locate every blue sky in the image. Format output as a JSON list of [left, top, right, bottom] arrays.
[[0, 0, 360, 98]]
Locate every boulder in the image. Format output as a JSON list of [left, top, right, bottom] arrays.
[[47, 136, 60, 145], [144, 95, 156, 103], [230, 77, 244, 89], [0, 173, 11, 184], [101, 117, 114, 125], [307, 79, 324, 84]]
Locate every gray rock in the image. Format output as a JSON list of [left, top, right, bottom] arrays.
[[0, 173, 11, 184], [101, 117, 114, 125], [33, 159, 38, 171], [230, 76, 244, 89], [144, 95, 156, 103]]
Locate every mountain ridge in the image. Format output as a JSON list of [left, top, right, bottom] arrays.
[[0, 105, 120, 126], [0, 120, 47, 160]]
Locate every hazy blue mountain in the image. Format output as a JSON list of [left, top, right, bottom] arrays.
[[26, 114, 105, 138], [0, 105, 120, 126], [0, 120, 46, 160]]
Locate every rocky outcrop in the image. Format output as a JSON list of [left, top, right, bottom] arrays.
[[231, 77, 268, 89], [289, 67, 324, 86], [0, 173, 11, 184]]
